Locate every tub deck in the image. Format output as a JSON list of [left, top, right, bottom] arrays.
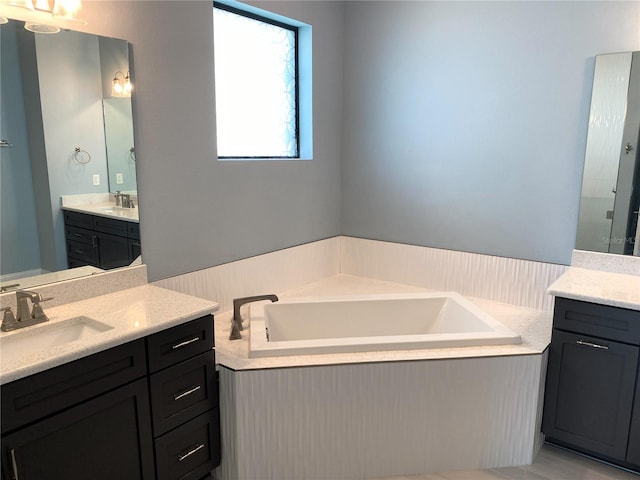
[[215, 274, 552, 370]]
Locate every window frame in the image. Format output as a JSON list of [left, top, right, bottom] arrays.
[[213, 1, 301, 160]]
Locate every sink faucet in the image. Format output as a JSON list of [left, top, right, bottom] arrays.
[[114, 191, 135, 209], [229, 294, 278, 340], [1, 290, 53, 332]]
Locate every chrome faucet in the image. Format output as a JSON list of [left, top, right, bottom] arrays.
[[229, 294, 278, 340], [1, 290, 53, 332], [114, 191, 135, 209]]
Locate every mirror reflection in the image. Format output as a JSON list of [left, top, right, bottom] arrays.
[[0, 19, 140, 291], [576, 51, 640, 255]]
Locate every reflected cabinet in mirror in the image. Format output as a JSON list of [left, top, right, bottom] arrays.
[[576, 51, 640, 255], [0, 19, 141, 291]]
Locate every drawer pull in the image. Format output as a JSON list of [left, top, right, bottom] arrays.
[[10, 448, 19, 480], [576, 340, 609, 350], [172, 336, 200, 350], [177, 443, 205, 462], [174, 385, 201, 401], [72, 232, 84, 238]]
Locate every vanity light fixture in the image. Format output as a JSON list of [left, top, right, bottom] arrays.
[[112, 71, 132, 97], [0, 0, 86, 34]]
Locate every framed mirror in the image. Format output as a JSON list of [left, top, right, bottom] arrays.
[[576, 51, 640, 255], [0, 19, 140, 291]]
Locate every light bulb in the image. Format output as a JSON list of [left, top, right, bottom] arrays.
[[124, 72, 132, 94]]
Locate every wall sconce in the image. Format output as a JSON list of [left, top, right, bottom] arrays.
[[112, 71, 133, 97], [0, 0, 86, 33]]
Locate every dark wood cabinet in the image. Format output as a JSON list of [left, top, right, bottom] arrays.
[[1, 315, 220, 480], [543, 297, 640, 471], [2, 379, 155, 480], [63, 210, 140, 270]]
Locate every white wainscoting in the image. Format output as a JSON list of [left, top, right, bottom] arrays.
[[340, 237, 567, 312], [154, 236, 566, 313], [217, 353, 547, 480], [153, 237, 341, 313]]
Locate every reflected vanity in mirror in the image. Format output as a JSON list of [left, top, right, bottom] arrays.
[[0, 19, 141, 291], [576, 51, 640, 255]]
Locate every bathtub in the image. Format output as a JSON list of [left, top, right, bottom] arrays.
[[248, 292, 521, 357]]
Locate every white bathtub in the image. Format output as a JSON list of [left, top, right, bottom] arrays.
[[248, 292, 521, 357]]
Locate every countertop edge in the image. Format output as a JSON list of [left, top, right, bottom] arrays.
[[0, 285, 219, 385]]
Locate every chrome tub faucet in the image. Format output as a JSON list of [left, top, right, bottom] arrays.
[[229, 294, 278, 340]]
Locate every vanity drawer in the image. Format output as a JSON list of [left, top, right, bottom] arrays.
[[66, 239, 98, 265], [146, 316, 214, 373], [65, 225, 96, 246], [154, 409, 221, 480], [63, 210, 93, 229], [93, 215, 129, 236], [554, 297, 640, 345], [1, 339, 147, 433], [149, 351, 217, 436]]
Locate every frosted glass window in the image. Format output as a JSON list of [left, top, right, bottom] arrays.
[[214, 4, 299, 158]]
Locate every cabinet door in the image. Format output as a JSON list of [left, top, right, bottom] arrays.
[[628, 368, 640, 466], [95, 231, 130, 269], [1, 379, 154, 480], [543, 329, 639, 461]]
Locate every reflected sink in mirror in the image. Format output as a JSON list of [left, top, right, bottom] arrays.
[[0, 316, 114, 362]]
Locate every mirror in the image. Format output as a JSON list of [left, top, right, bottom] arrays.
[[0, 19, 140, 290], [576, 51, 640, 255]]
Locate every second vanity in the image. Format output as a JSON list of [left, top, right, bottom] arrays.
[[62, 195, 141, 271], [0, 273, 221, 480], [545, 267, 640, 472]]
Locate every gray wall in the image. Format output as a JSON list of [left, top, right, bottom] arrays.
[[0, 22, 41, 276], [341, 1, 640, 265], [36, 30, 110, 270], [76, 1, 344, 281], [72, 1, 639, 281]]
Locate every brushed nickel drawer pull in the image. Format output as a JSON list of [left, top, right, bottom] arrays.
[[576, 340, 609, 350], [174, 385, 201, 401], [171, 336, 200, 350], [177, 443, 205, 462], [10, 448, 19, 480]]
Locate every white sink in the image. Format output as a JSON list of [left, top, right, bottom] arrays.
[[0, 316, 114, 362]]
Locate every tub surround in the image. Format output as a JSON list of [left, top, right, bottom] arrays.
[[214, 274, 552, 371], [0, 283, 219, 384], [548, 267, 640, 311], [216, 276, 549, 479]]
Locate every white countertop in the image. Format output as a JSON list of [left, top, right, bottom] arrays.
[[62, 203, 139, 223], [214, 274, 552, 371], [548, 267, 640, 311], [0, 285, 219, 384]]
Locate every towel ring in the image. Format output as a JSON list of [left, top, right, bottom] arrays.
[[73, 147, 91, 164], [129, 146, 136, 162]]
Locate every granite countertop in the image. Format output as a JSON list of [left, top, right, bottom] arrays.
[[214, 274, 552, 371], [548, 267, 640, 311], [0, 285, 219, 384], [62, 203, 139, 223]]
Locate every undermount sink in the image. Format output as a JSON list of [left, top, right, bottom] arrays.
[[0, 316, 114, 362]]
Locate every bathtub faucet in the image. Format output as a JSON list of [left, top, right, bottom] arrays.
[[229, 294, 279, 340]]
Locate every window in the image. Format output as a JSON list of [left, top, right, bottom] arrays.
[[214, 3, 304, 159]]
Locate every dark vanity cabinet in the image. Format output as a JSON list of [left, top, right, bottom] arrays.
[[543, 298, 640, 471], [1, 315, 220, 480], [63, 210, 141, 270]]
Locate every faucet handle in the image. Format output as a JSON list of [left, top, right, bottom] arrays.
[[1, 306, 17, 331], [32, 296, 53, 319]]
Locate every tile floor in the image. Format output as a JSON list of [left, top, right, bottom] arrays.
[[377, 444, 639, 480]]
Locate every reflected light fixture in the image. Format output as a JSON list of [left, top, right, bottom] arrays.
[[112, 71, 133, 97], [0, 0, 86, 34]]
